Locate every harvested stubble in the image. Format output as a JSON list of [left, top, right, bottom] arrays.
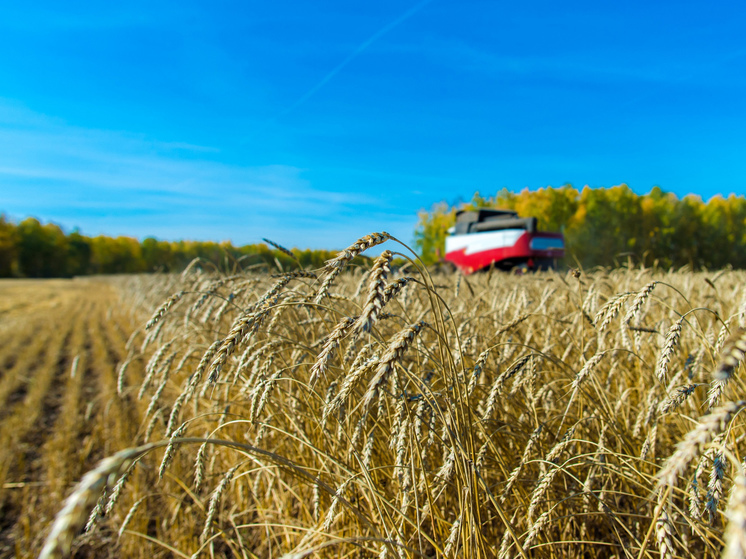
[[34, 243, 746, 559]]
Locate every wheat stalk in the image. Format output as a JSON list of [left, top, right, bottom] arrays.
[[656, 507, 676, 559], [656, 318, 684, 382], [658, 400, 746, 488], [138, 339, 176, 399], [355, 250, 393, 333], [723, 473, 746, 559], [705, 449, 726, 525], [594, 292, 632, 331], [207, 306, 271, 384], [443, 514, 462, 557], [310, 316, 356, 387], [382, 277, 415, 307], [482, 355, 532, 421], [146, 290, 185, 330], [194, 441, 208, 492], [658, 384, 697, 415], [118, 496, 145, 540], [314, 232, 391, 303], [322, 476, 353, 532], [263, 237, 299, 263], [39, 445, 156, 559], [201, 464, 240, 542], [105, 457, 141, 516], [624, 281, 658, 323], [715, 327, 746, 381], [360, 320, 427, 413], [501, 425, 543, 503], [523, 509, 551, 552], [159, 423, 187, 479]]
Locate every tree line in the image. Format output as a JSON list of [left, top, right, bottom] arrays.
[[414, 184, 746, 270], [5, 184, 744, 277], [0, 215, 339, 278]]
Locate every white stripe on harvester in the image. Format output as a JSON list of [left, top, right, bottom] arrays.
[[445, 229, 524, 255]]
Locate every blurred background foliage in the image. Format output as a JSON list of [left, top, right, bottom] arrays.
[[0, 215, 338, 277], [414, 184, 746, 269], [2, 184, 746, 277]]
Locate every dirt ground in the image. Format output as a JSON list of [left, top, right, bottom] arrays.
[[0, 278, 140, 559]]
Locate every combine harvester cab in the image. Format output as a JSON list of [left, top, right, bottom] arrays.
[[444, 209, 565, 274]]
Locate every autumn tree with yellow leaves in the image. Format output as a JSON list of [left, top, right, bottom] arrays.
[[414, 184, 746, 269]]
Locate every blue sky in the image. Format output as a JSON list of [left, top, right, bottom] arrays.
[[1, 1, 745, 249]]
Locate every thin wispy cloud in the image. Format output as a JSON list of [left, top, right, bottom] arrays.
[[1, 1, 744, 251], [406, 40, 744, 87], [0, 101, 414, 248], [278, 0, 434, 117]]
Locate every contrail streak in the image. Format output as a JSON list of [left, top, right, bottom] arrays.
[[278, 0, 434, 117]]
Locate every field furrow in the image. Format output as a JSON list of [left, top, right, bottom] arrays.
[[0, 326, 40, 379], [0, 281, 139, 559], [0, 332, 55, 422], [0, 316, 80, 556]]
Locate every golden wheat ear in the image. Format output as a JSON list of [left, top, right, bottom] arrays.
[[715, 327, 746, 381], [262, 237, 300, 264], [39, 445, 158, 559]]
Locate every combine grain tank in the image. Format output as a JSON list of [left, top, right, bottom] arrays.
[[444, 209, 564, 274]]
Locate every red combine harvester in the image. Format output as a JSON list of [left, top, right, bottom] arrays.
[[444, 209, 565, 274]]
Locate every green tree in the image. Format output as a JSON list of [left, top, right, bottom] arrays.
[[14, 218, 69, 277], [142, 237, 174, 272], [413, 202, 456, 265], [65, 230, 92, 276], [512, 185, 579, 232], [413, 184, 746, 270], [90, 236, 143, 274], [567, 185, 643, 268], [0, 215, 16, 277]]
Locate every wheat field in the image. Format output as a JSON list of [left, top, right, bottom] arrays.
[[4, 234, 746, 559]]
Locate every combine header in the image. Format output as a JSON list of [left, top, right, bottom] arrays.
[[444, 209, 564, 274]]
